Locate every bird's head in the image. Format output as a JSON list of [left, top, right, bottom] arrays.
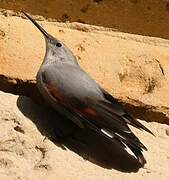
[[23, 12, 78, 65]]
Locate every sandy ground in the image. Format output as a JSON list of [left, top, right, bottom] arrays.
[[0, 4, 169, 180], [0, 90, 169, 180]]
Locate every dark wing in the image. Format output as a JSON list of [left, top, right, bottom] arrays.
[[42, 73, 152, 166], [100, 88, 154, 135]]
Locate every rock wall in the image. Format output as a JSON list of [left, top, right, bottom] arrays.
[[1, 0, 169, 38], [0, 2, 169, 180]]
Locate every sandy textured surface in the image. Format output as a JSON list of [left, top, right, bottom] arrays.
[[1, 13, 169, 124], [0, 5, 169, 180], [1, 0, 169, 38], [0, 90, 169, 180]]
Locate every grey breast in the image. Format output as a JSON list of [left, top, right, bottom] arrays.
[[42, 63, 103, 100]]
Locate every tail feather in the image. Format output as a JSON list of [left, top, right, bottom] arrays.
[[122, 113, 154, 135], [100, 88, 153, 136], [126, 143, 147, 166], [114, 131, 147, 151], [91, 103, 147, 150], [101, 127, 147, 166]]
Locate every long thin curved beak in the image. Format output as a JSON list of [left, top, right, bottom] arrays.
[[23, 11, 49, 39]]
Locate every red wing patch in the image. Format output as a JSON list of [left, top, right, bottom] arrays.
[[82, 107, 98, 117], [45, 83, 64, 102]]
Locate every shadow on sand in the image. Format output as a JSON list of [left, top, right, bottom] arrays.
[[17, 95, 142, 172]]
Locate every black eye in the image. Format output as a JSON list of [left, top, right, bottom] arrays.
[[56, 42, 62, 47]]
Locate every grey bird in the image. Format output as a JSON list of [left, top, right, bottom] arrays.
[[23, 12, 153, 166]]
